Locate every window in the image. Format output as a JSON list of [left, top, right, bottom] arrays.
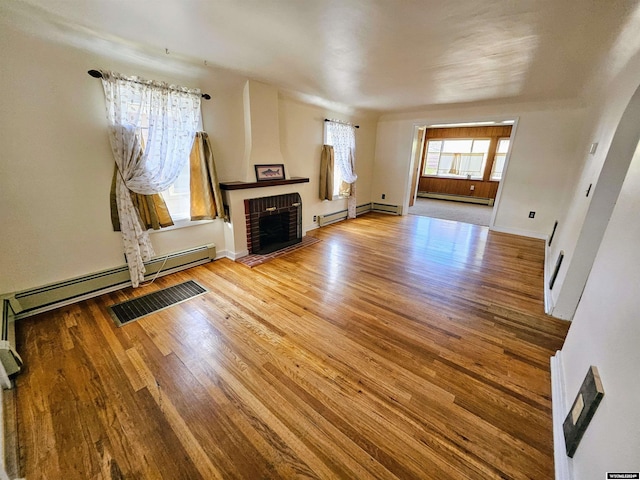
[[161, 163, 191, 221], [324, 121, 357, 197], [490, 138, 510, 181], [135, 109, 199, 222], [423, 138, 490, 179], [100, 70, 204, 286]]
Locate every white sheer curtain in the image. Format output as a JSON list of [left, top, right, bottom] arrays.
[[100, 71, 201, 286], [326, 121, 358, 218]]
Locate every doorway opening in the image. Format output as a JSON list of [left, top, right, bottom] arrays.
[[406, 120, 517, 227]]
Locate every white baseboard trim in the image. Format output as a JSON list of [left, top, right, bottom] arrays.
[[551, 350, 573, 480], [214, 249, 229, 260], [489, 225, 549, 240], [225, 249, 249, 261]]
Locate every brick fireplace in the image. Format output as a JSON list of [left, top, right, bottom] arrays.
[[245, 193, 302, 254], [220, 177, 309, 259]]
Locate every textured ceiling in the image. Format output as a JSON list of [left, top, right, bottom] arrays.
[[5, 0, 640, 113]]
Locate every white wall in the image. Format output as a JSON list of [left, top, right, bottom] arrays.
[[492, 109, 589, 237], [0, 21, 378, 293], [0, 23, 236, 293], [548, 49, 640, 319], [559, 127, 640, 480], [280, 96, 376, 229], [372, 102, 589, 237], [550, 48, 640, 479]]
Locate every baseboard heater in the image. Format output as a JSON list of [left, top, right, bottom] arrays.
[[417, 192, 494, 206], [0, 301, 21, 377], [0, 300, 22, 479], [317, 203, 373, 227], [0, 299, 22, 480], [371, 203, 402, 214], [4, 244, 216, 320]]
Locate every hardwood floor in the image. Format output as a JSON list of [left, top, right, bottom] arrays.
[[15, 212, 569, 479]]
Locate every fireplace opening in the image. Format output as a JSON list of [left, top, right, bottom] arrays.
[[245, 193, 302, 255], [258, 212, 298, 254]]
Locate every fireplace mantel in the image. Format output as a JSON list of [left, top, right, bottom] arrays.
[[220, 177, 309, 191]]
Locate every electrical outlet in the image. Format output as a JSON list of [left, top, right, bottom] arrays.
[[529, 211, 536, 218], [470, 185, 475, 191], [313, 215, 317, 222], [382, 193, 386, 199]]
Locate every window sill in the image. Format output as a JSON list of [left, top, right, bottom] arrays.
[[149, 218, 216, 234]]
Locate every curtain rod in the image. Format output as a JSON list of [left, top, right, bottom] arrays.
[[88, 70, 211, 100], [325, 118, 359, 128]]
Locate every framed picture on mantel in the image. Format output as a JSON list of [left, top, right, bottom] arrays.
[[255, 164, 285, 182]]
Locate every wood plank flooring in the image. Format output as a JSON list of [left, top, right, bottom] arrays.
[[15, 212, 570, 479]]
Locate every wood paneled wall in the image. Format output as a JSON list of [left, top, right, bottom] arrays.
[[425, 125, 512, 140], [418, 125, 512, 200], [418, 177, 500, 199]]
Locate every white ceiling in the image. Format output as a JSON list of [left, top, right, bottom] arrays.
[[6, 0, 640, 113]]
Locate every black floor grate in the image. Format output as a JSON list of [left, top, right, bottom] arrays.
[[108, 280, 208, 327]]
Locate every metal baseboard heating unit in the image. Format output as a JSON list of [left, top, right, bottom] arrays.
[[317, 203, 373, 227], [6, 244, 216, 319], [417, 192, 494, 206], [0, 300, 22, 377], [0, 300, 25, 480], [371, 203, 402, 214], [318, 209, 347, 227]]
